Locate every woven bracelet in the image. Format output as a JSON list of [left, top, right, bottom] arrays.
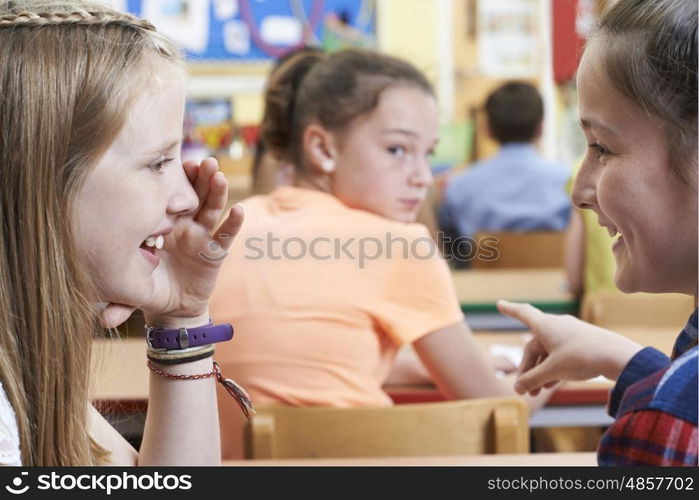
[[146, 360, 255, 419]]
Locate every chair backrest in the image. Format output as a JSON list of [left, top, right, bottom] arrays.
[[244, 398, 529, 459], [580, 291, 695, 329], [473, 231, 565, 269]]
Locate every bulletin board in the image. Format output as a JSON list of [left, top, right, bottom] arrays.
[[121, 0, 376, 61]]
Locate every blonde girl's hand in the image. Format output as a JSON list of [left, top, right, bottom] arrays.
[[496, 300, 644, 396], [142, 157, 244, 327]]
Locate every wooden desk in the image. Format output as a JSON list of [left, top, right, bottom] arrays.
[[453, 268, 577, 329], [453, 268, 574, 310], [454, 268, 572, 303], [92, 324, 679, 406], [223, 452, 597, 466]]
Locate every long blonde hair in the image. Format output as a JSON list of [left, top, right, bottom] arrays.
[[0, 0, 182, 465]]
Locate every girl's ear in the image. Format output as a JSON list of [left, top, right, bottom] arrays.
[[303, 123, 337, 175]]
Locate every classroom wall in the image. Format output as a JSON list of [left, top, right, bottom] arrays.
[[184, 0, 567, 180], [378, 0, 554, 163]]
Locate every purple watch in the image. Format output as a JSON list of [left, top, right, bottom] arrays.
[[145, 321, 234, 350]]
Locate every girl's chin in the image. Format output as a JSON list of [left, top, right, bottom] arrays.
[[613, 263, 633, 293], [391, 211, 418, 224], [614, 264, 648, 294], [614, 277, 637, 294], [104, 284, 154, 312], [98, 303, 139, 328]]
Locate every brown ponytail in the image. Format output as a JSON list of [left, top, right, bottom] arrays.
[[261, 50, 325, 163], [261, 48, 435, 171]]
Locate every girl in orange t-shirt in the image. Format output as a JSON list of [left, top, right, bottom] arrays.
[[211, 49, 550, 459]]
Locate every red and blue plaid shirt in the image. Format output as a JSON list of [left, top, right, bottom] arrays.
[[597, 309, 698, 466]]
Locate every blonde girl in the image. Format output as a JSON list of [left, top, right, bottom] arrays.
[[0, 0, 244, 465]]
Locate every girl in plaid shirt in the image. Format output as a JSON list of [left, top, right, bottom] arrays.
[[497, 0, 697, 466]]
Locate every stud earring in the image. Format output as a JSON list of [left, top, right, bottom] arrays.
[[321, 158, 335, 173]]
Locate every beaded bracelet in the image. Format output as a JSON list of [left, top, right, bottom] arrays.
[[146, 360, 254, 419]]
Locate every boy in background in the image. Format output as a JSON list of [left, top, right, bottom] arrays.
[[439, 82, 571, 242]]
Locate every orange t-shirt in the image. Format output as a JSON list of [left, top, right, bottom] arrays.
[[210, 186, 464, 409]]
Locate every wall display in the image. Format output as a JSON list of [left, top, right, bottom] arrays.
[[122, 0, 376, 61], [476, 0, 540, 77], [183, 99, 235, 159]]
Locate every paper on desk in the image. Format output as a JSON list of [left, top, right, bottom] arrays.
[[489, 344, 523, 378], [490, 344, 524, 366]]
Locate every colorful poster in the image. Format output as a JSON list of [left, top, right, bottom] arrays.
[[183, 99, 235, 155], [123, 0, 376, 61]]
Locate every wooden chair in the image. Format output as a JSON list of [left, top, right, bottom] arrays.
[[580, 291, 694, 329], [472, 231, 566, 269], [244, 398, 529, 459]]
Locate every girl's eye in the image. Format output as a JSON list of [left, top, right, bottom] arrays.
[[148, 158, 174, 173], [387, 145, 406, 157], [588, 142, 610, 157]]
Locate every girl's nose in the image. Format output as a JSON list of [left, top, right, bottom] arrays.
[[167, 165, 199, 216], [410, 157, 434, 188], [571, 157, 598, 211]]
